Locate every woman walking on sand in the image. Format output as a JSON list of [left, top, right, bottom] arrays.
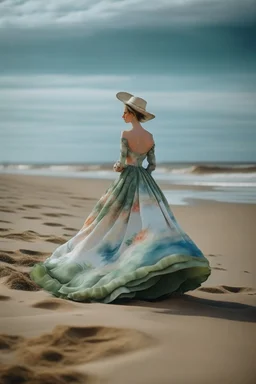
[[30, 92, 211, 303]]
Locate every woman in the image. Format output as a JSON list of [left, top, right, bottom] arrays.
[[30, 92, 211, 303]]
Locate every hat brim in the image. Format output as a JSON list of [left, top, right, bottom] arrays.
[[116, 92, 155, 122]]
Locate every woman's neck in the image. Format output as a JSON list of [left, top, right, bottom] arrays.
[[130, 119, 143, 130]]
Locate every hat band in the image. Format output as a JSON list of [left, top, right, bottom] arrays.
[[126, 101, 147, 114]]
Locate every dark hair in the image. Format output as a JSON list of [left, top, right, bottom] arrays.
[[126, 105, 145, 122]]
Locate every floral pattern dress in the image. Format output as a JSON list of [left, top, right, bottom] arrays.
[[30, 134, 211, 303]]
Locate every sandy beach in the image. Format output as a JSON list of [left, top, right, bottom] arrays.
[[0, 174, 255, 384]]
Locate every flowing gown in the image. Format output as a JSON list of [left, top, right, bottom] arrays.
[[30, 135, 211, 303]]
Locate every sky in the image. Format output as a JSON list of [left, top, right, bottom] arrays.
[[0, 0, 256, 164]]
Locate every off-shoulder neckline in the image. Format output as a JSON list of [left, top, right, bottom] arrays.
[[121, 137, 155, 155]]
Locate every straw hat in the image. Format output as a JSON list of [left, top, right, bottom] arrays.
[[116, 92, 155, 122]]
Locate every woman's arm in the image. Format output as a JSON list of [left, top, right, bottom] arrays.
[[145, 143, 156, 174], [113, 132, 128, 172]]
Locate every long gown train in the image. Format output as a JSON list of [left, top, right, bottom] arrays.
[[30, 136, 211, 303]]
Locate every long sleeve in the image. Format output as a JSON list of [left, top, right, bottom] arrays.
[[145, 144, 156, 174], [113, 136, 128, 172], [118, 138, 128, 168]]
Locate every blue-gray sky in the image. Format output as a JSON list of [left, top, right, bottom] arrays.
[[0, 0, 255, 164], [0, 0, 255, 28]]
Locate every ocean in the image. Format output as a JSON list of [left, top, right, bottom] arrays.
[[1, 74, 255, 165], [1, 163, 255, 206]]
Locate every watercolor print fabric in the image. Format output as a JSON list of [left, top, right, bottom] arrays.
[[30, 137, 211, 303]]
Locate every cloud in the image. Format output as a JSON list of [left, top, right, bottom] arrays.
[[0, 74, 255, 118], [0, 0, 255, 29], [0, 74, 129, 88]]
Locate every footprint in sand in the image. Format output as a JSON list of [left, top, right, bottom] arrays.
[[69, 196, 85, 200], [0, 252, 16, 264], [64, 227, 79, 231], [221, 285, 255, 294], [1, 230, 40, 241], [0, 334, 24, 351], [43, 213, 74, 218], [45, 236, 66, 244], [0, 325, 152, 369], [212, 267, 227, 271], [43, 222, 63, 227], [19, 249, 48, 256], [7, 272, 40, 291], [0, 265, 40, 291], [22, 216, 40, 220], [0, 228, 11, 232], [0, 265, 16, 278], [0, 295, 11, 301], [0, 231, 66, 245], [198, 285, 255, 294], [70, 197, 96, 201], [22, 204, 44, 209], [0, 220, 11, 224], [0, 249, 49, 267], [0, 365, 93, 384], [0, 250, 14, 255], [32, 299, 75, 311], [207, 254, 222, 258]]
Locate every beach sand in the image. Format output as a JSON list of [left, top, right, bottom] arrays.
[[0, 174, 255, 384]]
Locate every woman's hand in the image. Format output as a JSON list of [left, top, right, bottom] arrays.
[[113, 161, 124, 172]]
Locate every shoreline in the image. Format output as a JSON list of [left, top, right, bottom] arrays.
[[1, 173, 255, 206]]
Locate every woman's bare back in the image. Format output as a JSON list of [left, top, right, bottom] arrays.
[[122, 129, 154, 154]]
